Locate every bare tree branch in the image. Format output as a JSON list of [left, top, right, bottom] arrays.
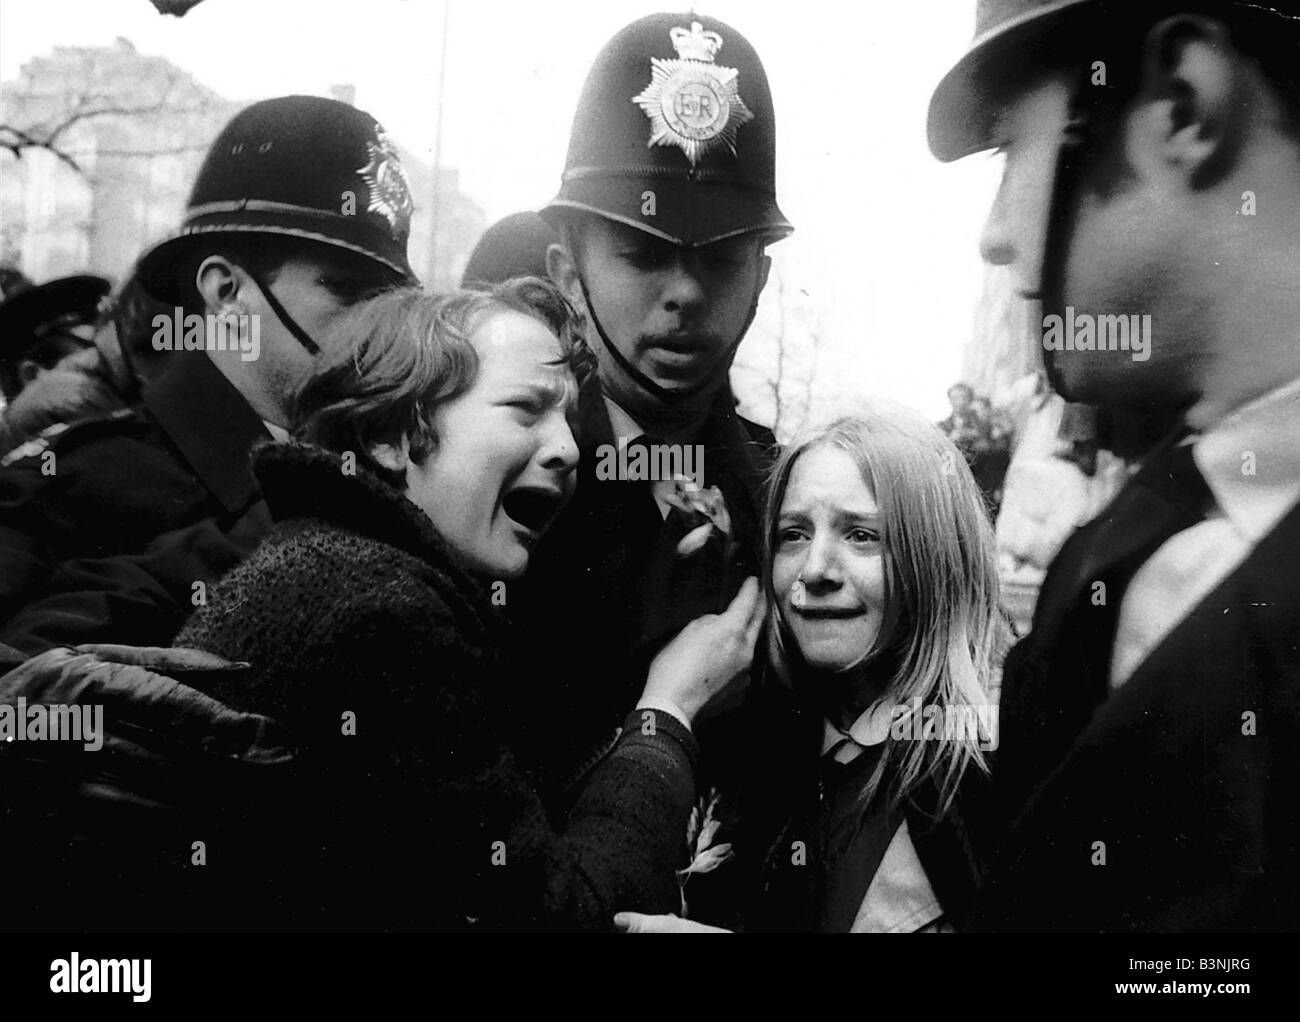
[[73, 143, 214, 158], [0, 62, 217, 175], [46, 100, 168, 147], [0, 124, 83, 172]]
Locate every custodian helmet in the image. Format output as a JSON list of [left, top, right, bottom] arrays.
[[928, 0, 1300, 163], [461, 212, 558, 287], [927, 0, 1300, 397], [543, 12, 792, 248], [137, 95, 417, 305]]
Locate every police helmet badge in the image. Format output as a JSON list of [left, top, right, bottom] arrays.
[[632, 20, 754, 165], [357, 127, 414, 238]]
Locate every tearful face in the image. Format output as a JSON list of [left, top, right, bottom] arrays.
[[402, 309, 580, 579]]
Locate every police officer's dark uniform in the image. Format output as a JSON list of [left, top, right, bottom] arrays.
[[0, 95, 415, 651], [510, 15, 792, 828], [930, 0, 1300, 931]]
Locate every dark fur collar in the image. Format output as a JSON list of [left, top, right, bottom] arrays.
[[251, 439, 484, 597]]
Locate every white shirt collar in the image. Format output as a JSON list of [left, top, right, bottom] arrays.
[[601, 395, 678, 519], [602, 394, 699, 448], [1195, 375, 1300, 542], [261, 420, 290, 443], [602, 395, 645, 445], [821, 700, 894, 760]]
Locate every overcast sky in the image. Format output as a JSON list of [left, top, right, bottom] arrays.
[[0, 0, 1003, 421]]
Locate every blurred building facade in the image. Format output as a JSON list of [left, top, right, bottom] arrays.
[[1, 38, 482, 291], [410, 161, 484, 291]]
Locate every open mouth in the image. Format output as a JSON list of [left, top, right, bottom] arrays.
[[794, 607, 865, 620], [501, 486, 565, 536]]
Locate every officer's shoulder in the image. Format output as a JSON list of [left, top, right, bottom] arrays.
[[1, 408, 149, 468]]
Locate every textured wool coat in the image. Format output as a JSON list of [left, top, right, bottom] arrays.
[[173, 439, 703, 930], [0, 440, 702, 931]]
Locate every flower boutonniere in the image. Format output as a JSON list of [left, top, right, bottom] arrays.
[[664, 475, 735, 560], [678, 786, 734, 918]]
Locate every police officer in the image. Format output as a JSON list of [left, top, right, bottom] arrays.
[[0, 274, 118, 456], [510, 13, 791, 844], [0, 95, 416, 649], [460, 211, 558, 287], [930, 0, 1300, 930]]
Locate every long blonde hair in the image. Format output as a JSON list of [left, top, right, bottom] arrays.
[[762, 407, 1010, 816]]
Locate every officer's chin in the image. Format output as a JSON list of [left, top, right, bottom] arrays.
[[1043, 350, 1087, 404], [608, 363, 723, 419], [651, 371, 725, 412], [1045, 350, 1176, 413]]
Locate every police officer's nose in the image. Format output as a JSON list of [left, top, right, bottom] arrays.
[[979, 178, 1017, 268], [661, 257, 707, 313]]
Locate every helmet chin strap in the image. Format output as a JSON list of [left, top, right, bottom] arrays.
[[1039, 75, 1121, 394], [575, 262, 763, 409], [246, 269, 320, 356]]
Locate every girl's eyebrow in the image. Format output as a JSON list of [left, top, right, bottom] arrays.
[[778, 507, 880, 524]]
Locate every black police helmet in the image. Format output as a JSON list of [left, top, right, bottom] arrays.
[[137, 95, 417, 304], [543, 13, 792, 248]]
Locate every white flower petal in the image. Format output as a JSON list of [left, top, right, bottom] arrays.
[[676, 523, 714, 557]]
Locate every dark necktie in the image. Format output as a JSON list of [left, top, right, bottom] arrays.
[[998, 436, 1216, 810], [629, 433, 707, 647], [817, 741, 900, 933]]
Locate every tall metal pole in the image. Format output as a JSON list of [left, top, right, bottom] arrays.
[[426, 0, 450, 287]]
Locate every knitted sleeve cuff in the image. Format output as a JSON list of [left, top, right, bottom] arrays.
[[610, 706, 701, 780]]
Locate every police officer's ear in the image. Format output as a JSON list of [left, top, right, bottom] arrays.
[[757, 249, 772, 295], [545, 241, 584, 317], [1135, 15, 1251, 189], [194, 255, 246, 315]]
